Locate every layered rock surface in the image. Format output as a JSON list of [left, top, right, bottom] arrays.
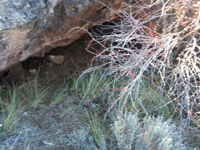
[[0, 0, 128, 73]]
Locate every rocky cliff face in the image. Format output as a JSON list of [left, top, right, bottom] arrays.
[[0, 0, 128, 73]]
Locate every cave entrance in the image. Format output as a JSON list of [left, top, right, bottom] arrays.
[[0, 32, 94, 86]]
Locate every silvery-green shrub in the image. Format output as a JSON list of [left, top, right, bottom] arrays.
[[67, 127, 98, 150], [113, 113, 190, 150]]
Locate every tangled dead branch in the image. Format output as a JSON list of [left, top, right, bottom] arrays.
[[80, 0, 200, 127]]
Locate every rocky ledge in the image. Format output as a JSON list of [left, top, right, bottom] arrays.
[[0, 0, 129, 73]]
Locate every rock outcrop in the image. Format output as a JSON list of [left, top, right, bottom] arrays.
[[0, 0, 129, 73]]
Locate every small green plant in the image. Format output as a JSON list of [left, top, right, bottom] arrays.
[[86, 111, 104, 146], [0, 76, 49, 132], [49, 82, 68, 107], [0, 88, 25, 132], [18, 79, 48, 108], [125, 79, 172, 120], [77, 70, 104, 99], [59, 98, 75, 118]]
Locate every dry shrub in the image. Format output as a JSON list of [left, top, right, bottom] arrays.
[[81, 0, 200, 127]]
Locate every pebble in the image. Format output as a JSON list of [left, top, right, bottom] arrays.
[[29, 69, 37, 74], [48, 55, 64, 64]]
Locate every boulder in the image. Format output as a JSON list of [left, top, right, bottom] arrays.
[[0, 0, 129, 73]]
